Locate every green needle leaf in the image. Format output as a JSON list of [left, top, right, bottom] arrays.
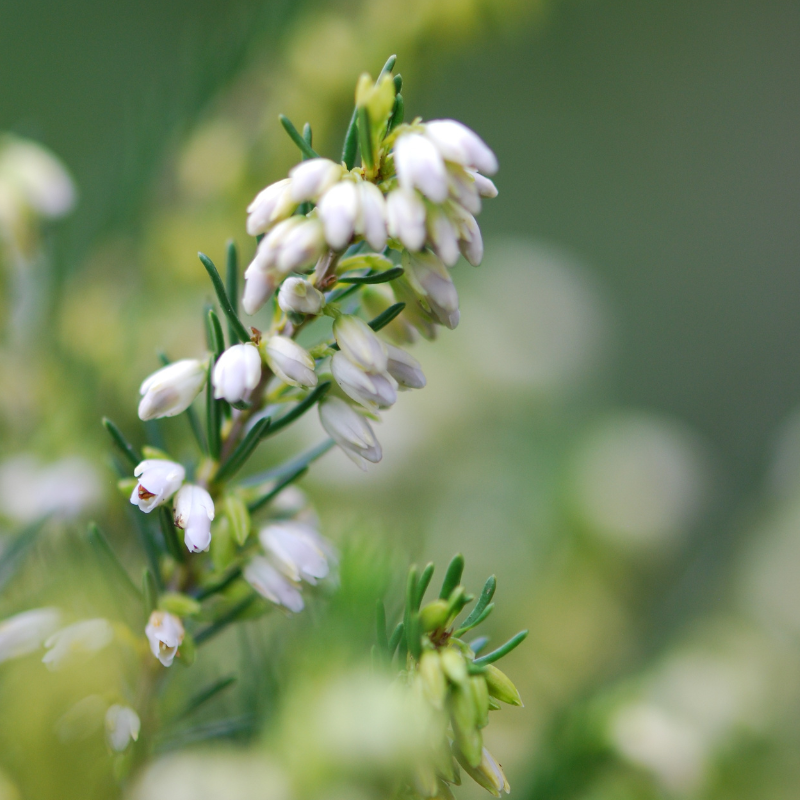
[[207, 308, 225, 359], [368, 302, 405, 333], [198, 252, 250, 344], [337, 267, 404, 285], [142, 567, 158, 616], [357, 106, 374, 171], [376, 599, 389, 656], [248, 465, 308, 514], [388, 94, 404, 134], [388, 621, 404, 657], [455, 603, 494, 637], [194, 567, 242, 601], [393, 73, 402, 93], [206, 359, 221, 460], [279, 114, 319, 159], [303, 122, 313, 150], [404, 565, 418, 657], [159, 506, 186, 563], [214, 417, 271, 483], [266, 381, 331, 437], [473, 630, 528, 667], [155, 714, 254, 752], [342, 107, 359, 170], [469, 636, 489, 655], [87, 522, 141, 599], [240, 439, 334, 488], [439, 553, 465, 600], [225, 241, 239, 346], [378, 54, 397, 78], [102, 417, 140, 467], [456, 575, 496, 632], [195, 595, 257, 645], [0, 516, 48, 592], [416, 562, 434, 609], [174, 675, 237, 722]]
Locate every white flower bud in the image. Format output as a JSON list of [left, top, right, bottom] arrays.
[[0, 607, 61, 664], [259, 522, 330, 584], [246, 178, 295, 236], [385, 345, 426, 389], [241, 265, 278, 316], [130, 459, 185, 513], [470, 170, 498, 198], [105, 705, 140, 752], [248, 216, 302, 272], [333, 314, 388, 372], [319, 397, 382, 470], [275, 217, 326, 273], [145, 610, 184, 667], [426, 206, 461, 267], [356, 181, 388, 251], [263, 336, 318, 388], [173, 484, 214, 553], [424, 119, 498, 176], [244, 556, 304, 613], [331, 352, 397, 411], [447, 165, 482, 215], [138, 360, 207, 421], [402, 250, 460, 329], [317, 180, 359, 250], [386, 188, 426, 252], [42, 619, 114, 671], [277, 276, 325, 316], [394, 133, 449, 203], [289, 158, 344, 202], [212, 343, 262, 404]]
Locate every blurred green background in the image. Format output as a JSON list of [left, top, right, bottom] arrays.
[[2, 1, 800, 798]]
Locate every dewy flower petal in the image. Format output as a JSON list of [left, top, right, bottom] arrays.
[[386, 188, 426, 252], [402, 250, 460, 330], [278, 276, 326, 316], [289, 158, 344, 203], [330, 352, 397, 412], [259, 521, 330, 584], [333, 314, 388, 373], [385, 345, 426, 389], [105, 705, 140, 752], [423, 119, 498, 176], [317, 180, 359, 250], [244, 556, 304, 613], [394, 133, 449, 203], [246, 178, 295, 236], [173, 484, 215, 553], [42, 619, 114, 671], [138, 360, 207, 421], [0, 607, 61, 663], [213, 343, 262, 404], [263, 336, 318, 388], [356, 181, 388, 251], [130, 459, 185, 513], [242, 266, 278, 316], [145, 610, 184, 667], [319, 396, 382, 470]]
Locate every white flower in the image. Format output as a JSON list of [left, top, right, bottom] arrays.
[[259, 522, 330, 584], [394, 133, 448, 203], [247, 216, 325, 276], [263, 336, 318, 388], [145, 610, 184, 667], [449, 203, 484, 266], [42, 619, 114, 671], [130, 459, 185, 513], [0, 607, 61, 663], [173, 484, 215, 553], [386, 345, 426, 389], [478, 747, 510, 795], [333, 314, 388, 372], [246, 178, 295, 236], [355, 181, 388, 251], [386, 188, 426, 252], [138, 360, 207, 421], [319, 397, 382, 470], [289, 158, 344, 203], [402, 250, 460, 329], [423, 119, 498, 175], [213, 343, 262, 404], [330, 352, 397, 412], [471, 169, 498, 198], [446, 165, 482, 215], [317, 180, 359, 250], [278, 276, 326, 316], [241, 265, 277, 316], [426, 206, 460, 267], [105, 705, 141, 752], [244, 556, 304, 613]]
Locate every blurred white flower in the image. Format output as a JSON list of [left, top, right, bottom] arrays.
[[355, 181, 388, 251], [333, 314, 388, 373], [423, 120, 498, 176], [386, 188, 426, 252], [130, 459, 185, 513], [385, 345, 426, 389], [173, 484, 215, 553], [138, 359, 207, 421], [246, 178, 295, 236], [402, 250, 460, 329], [319, 396, 383, 470], [42, 619, 113, 670], [213, 343, 262, 404], [425, 205, 460, 266], [105, 704, 140, 752], [263, 335, 317, 388], [277, 276, 325, 316], [0, 607, 61, 663], [55, 695, 107, 744], [331, 352, 397, 412], [289, 158, 344, 203], [248, 217, 325, 276], [244, 556, 304, 613], [259, 521, 330, 585], [242, 265, 278, 316], [394, 133, 449, 203], [318, 180, 359, 250], [145, 610, 184, 667]]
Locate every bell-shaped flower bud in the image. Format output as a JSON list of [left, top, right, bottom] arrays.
[[470, 170, 498, 199], [419, 650, 447, 710], [42, 619, 114, 671], [246, 178, 295, 236], [242, 264, 278, 316], [426, 205, 460, 267], [318, 180, 359, 250], [319, 397, 382, 470], [289, 158, 344, 203], [394, 133, 449, 203], [355, 72, 396, 128], [259, 521, 330, 585], [130, 459, 185, 513], [424, 119, 498, 176], [173, 484, 215, 553], [330, 352, 397, 412], [333, 314, 388, 372], [386, 345, 426, 389], [458, 746, 510, 796], [277, 276, 326, 316], [402, 250, 460, 330], [244, 556, 304, 613], [138, 359, 207, 421], [483, 664, 523, 707], [355, 181, 388, 251], [447, 165, 482, 215], [145, 610, 184, 667], [212, 343, 262, 404], [391, 278, 439, 341], [0, 607, 61, 664], [276, 217, 326, 273], [105, 705, 140, 752], [386, 188, 427, 252], [450, 203, 484, 266], [263, 336, 318, 388]]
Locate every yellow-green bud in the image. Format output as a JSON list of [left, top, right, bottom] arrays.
[[440, 647, 468, 685], [355, 73, 396, 127], [484, 664, 523, 707], [223, 493, 251, 546], [449, 684, 482, 766], [158, 592, 201, 617], [419, 650, 447, 710], [454, 746, 510, 797], [420, 599, 450, 632], [470, 675, 489, 729]]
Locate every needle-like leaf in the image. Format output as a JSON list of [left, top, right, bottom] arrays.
[[239, 439, 335, 488], [439, 553, 465, 600], [368, 302, 405, 333], [265, 381, 331, 437], [102, 417, 140, 467], [337, 267, 404, 285], [416, 562, 435, 609], [0, 516, 48, 592], [198, 252, 250, 344], [456, 575, 496, 633], [473, 630, 528, 667], [195, 595, 257, 645], [173, 675, 237, 722], [87, 522, 141, 599], [247, 465, 308, 514], [342, 107, 359, 170], [225, 241, 239, 346], [279, 114, 319, 159], [159, 506, 185, 563], [214, 417, 271, 483]]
